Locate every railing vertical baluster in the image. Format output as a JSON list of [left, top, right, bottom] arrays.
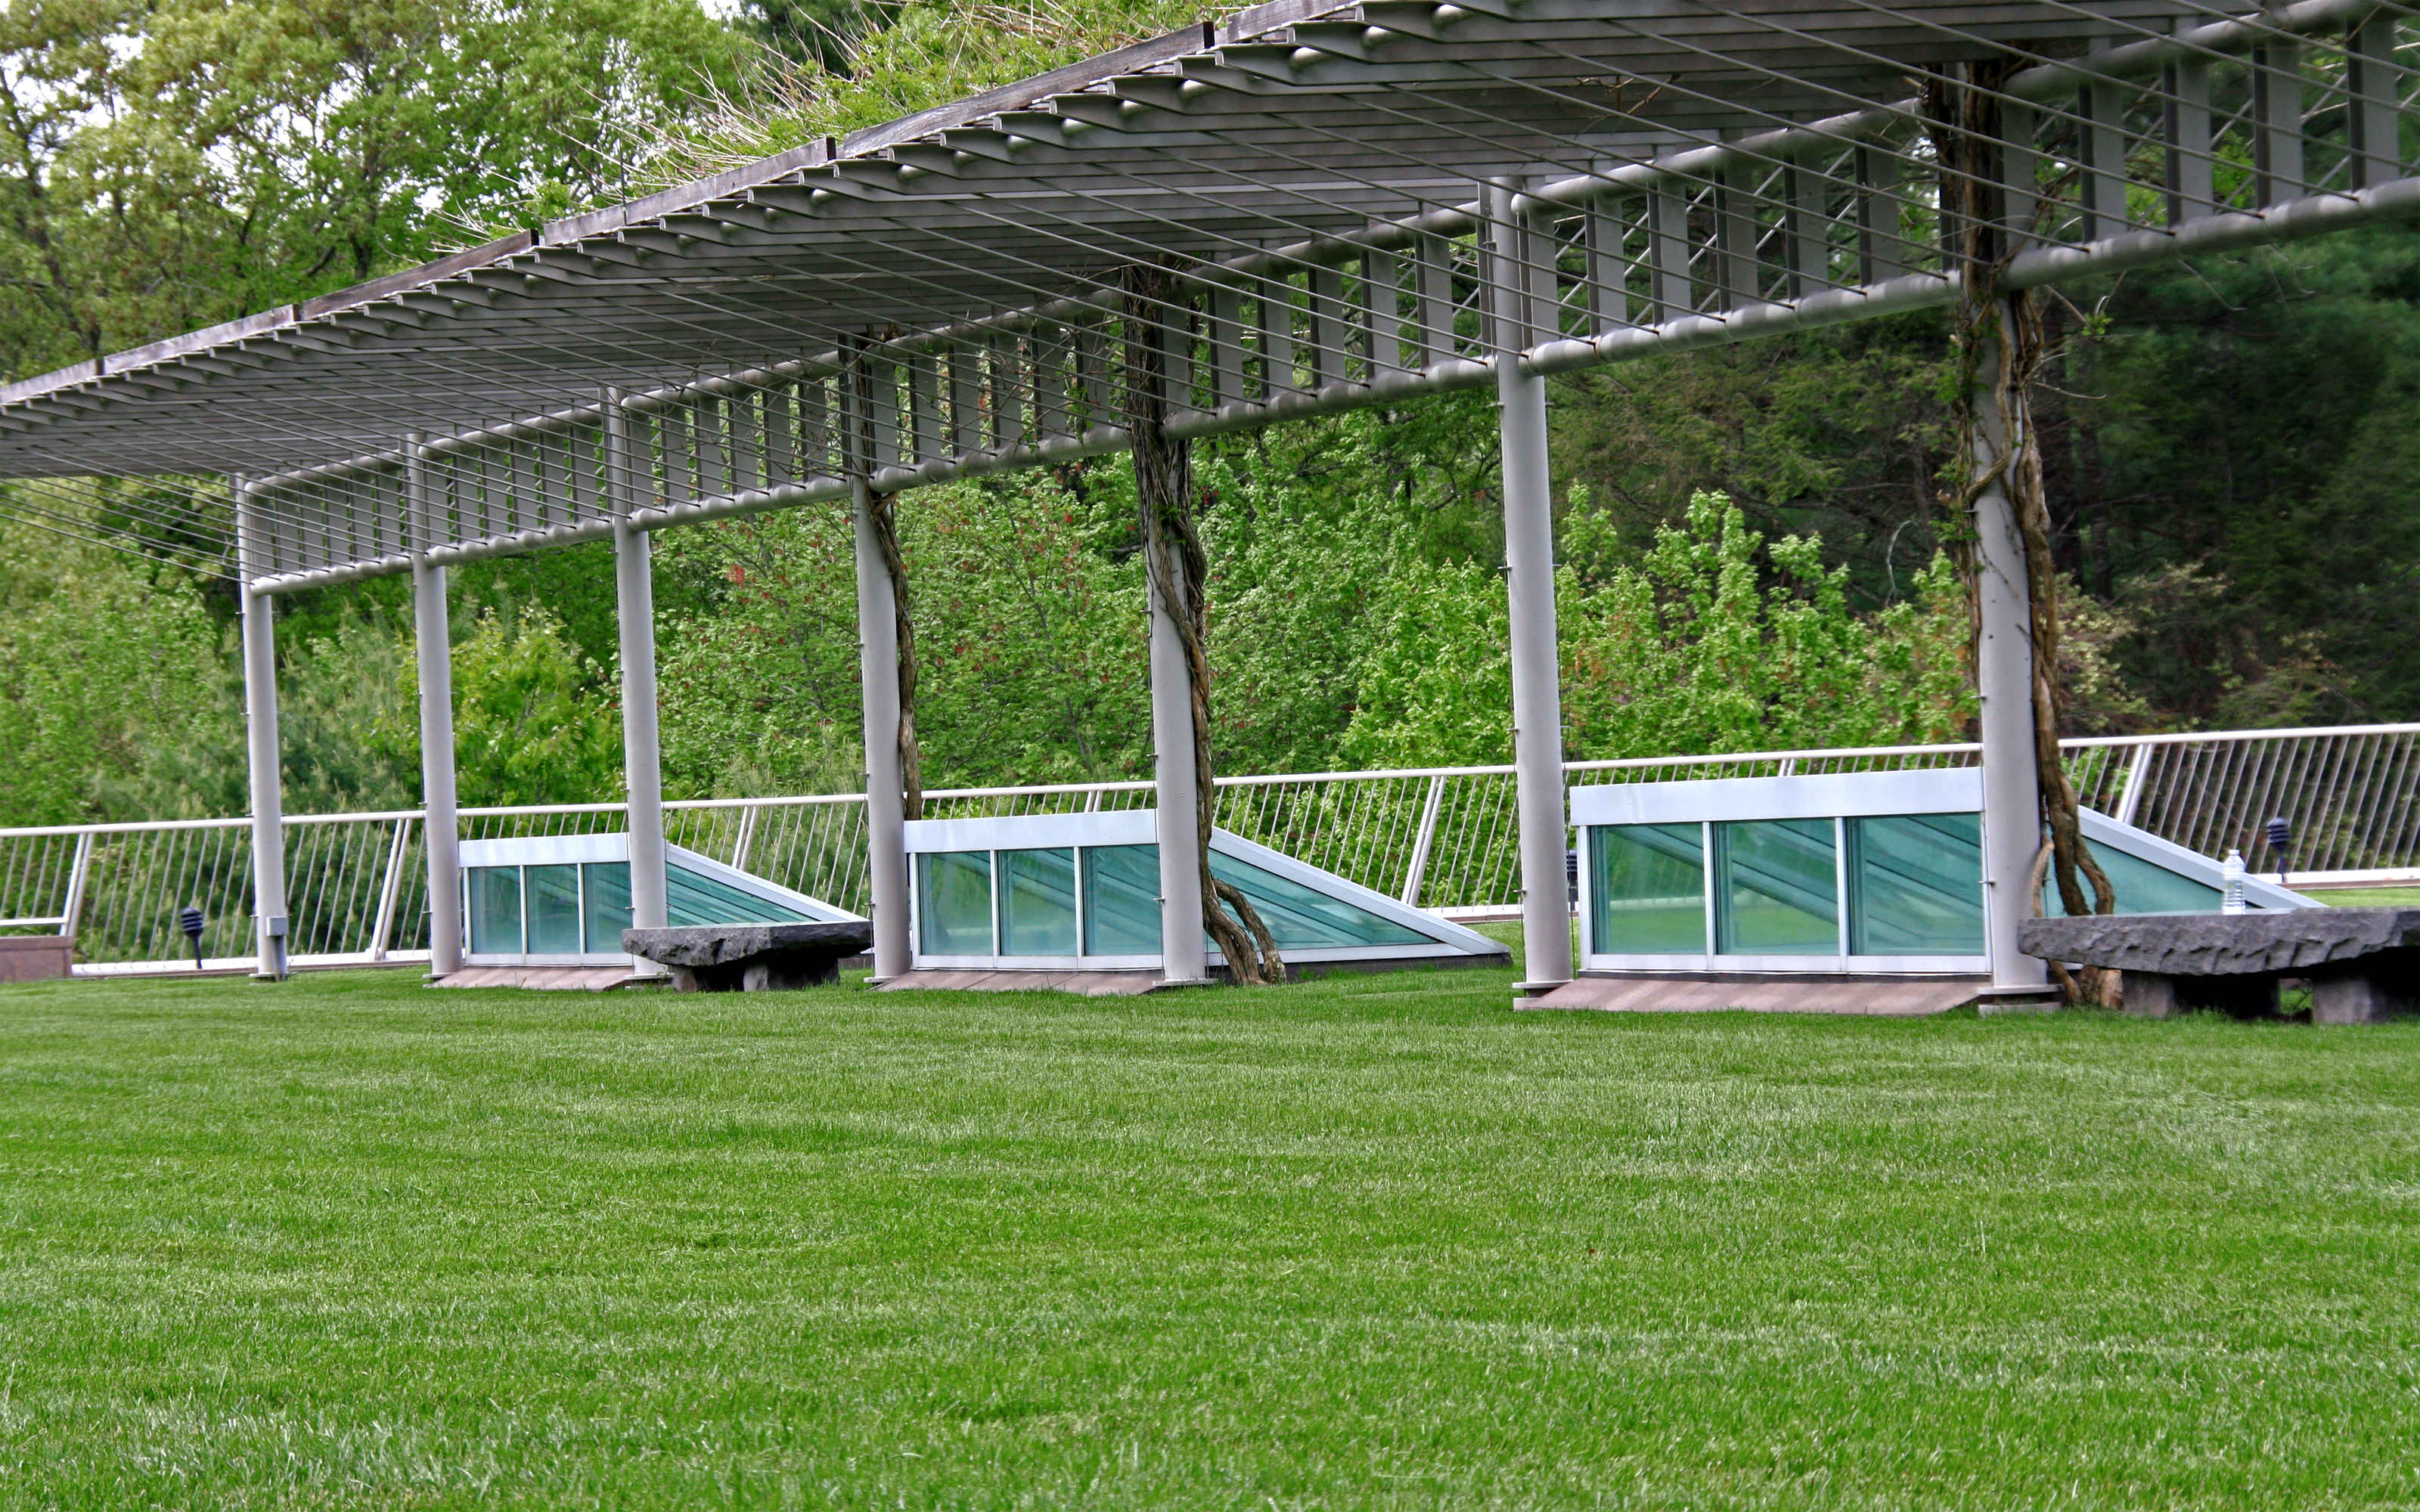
[[1587, 199, 1631, 330], [1856, 144, 1903, 282], [948, 348, 981, 459], [1788, 159, 1830, 298], [57, 831, 93, 941], [1415, 234, 1456, 366], [910, 349, 942, 463], [369, 819, 411, 961], [2165, 45, 2216, 223], [1649, 183, 1692, 321], [2079, 81, 2129, 242], [2254, 38, 2305, 206], [1400, 774, 1448, 906], [1715, 166, 1760, 309], [1207, 285, 1245, 410], [731, 804, 760, 872], [1308, 265, 1348, 389], [1998, 99, 2038, 250], [2347, 13, 2403, 190], [1261, 270, 1300, 396], [1362, 249, 1402, 381], [2113, 741, 2151, 827]]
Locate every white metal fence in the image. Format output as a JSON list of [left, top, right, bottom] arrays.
[[5, 723, 2415, 974]]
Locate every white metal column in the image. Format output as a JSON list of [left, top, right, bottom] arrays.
[[233, 476, 288, 980], [1487, 180, 1575, 993], [1146, 547, 1208, 987], [852, 477, 911, 981], [406, 437, 462, 977], [1970, 308, 2056, 1009], [603, 393, 669, 941]]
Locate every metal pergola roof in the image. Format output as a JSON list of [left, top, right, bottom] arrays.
[[4, 0, 2415, 587]]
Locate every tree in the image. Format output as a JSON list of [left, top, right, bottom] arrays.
[[0, 0, 743, 377], [1339, 492, 1975, 770], [0, 527, 223, 826]]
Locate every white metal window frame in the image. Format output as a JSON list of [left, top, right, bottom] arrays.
[[1571, 770, 2318, 976], [901, 810, 1507, 971], [458, 835, 856, 965]]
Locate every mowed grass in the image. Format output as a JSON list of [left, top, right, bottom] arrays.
[[0, 962, 2416, 1510], [2313, 886, 2420, 906]]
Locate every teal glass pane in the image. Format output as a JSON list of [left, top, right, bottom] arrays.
[[668, 863, 810, 926], [467, 866, 522, 954], [525, 865, 582, 954], [918, 851, 994, 953], [582, 862, 631, 953], [1849, 814, 1984, 955], [1000, 848, 1077, 956], [1081, 845, 1161, 955], [1208, 851, 1427, 950], [1587, 824, 1705, 954], [1715, 820, 1838, 955], [2042, 844, 2223, 916]]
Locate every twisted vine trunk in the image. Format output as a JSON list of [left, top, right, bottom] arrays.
[[1123, 263, 1283, 984], [1927, 63, 2117, 1003], [852, 339, 921, 821]]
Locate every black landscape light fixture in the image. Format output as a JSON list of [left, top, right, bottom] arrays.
[[178, 904, 205, 969], [2265, 817, 2293, 887]]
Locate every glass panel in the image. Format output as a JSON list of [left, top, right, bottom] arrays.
[[1207, 851, 1428, 950], [918, 851, 994, 954], [583, 862, 632, 953], [1081, 845, 1161, 955], [525, 864, 583, 954], [2043, 844, 2223, 916], [1587, 824, 1705, 955], [467, 866, 523, 955], [1849, 814, 1983, 955], [668, 863, 810, 926], [1715, 820, 1838, 956], [999, 848, 1077, 956]]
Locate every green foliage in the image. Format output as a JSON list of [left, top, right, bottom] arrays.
[[1339, 491, 1975, 768], [654, 469, 1151, 798], [1549, 312, 1956, 604], [2046, 228, 2420, 722], [641, 0, 1196, 187], [0, 0, 742, 375], [0, 531, 222, 826], [1560, 491, 1974, 758], [1195, 395, 1503, 774], [655, 501, 877, 799], [913, 469, 1151, 786], [404, 606, 625, 807]]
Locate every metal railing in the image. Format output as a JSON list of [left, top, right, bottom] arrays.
[[4, 722, 2414, 974]]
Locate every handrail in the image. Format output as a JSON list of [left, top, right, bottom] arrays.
[[8, 721, 2418, 836], [11, 720, 2419, 974]]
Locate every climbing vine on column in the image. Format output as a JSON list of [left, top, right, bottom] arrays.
[[1122, 262, 1283, 985], [852, 336, 923, 822], [1926, 61, 2116, 1002]]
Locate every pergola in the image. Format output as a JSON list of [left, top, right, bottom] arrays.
[[3, 0, 2412, 993]]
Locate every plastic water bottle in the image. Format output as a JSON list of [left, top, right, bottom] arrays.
[[2222, 848, 2248, 914]]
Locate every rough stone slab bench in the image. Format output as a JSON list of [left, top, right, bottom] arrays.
[[622, 922, 875, 992], [2018, 909, 2419, 1024]]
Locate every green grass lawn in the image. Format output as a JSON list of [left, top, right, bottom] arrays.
[[2, 964, 2416, 1509], [2312, 886, 2420, 907]]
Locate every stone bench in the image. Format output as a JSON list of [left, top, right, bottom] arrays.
[[0, 935, 73, 982], [2018, 909, 2419, 1024], [622, 921, 875, 992]]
